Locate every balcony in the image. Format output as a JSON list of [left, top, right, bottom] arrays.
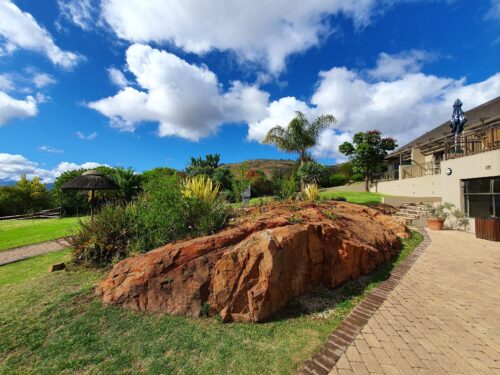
[[400, 161, 441, 179], [445, 123, 500, 160]]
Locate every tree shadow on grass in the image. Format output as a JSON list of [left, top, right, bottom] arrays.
[[267, 231, 422, 323]]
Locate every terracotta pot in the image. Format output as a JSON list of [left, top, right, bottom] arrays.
[[427, 217, 445, 230]]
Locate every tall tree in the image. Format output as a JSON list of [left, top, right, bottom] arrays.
[[263, 111, 335, 164], [339, 130, 397, 192], [186, 153, 221, 176]]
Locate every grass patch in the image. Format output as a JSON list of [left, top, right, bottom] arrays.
[[0, 217, 82, 251], [0, 231, 422, 374], [319, 191, 383, 205]]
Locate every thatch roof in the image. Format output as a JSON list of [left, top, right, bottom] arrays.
[[61, 170, 119, 191]]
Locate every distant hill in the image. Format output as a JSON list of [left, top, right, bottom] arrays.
[[221, 159, 297, 177], [221, 159, 340, 177], [0, 180, 54, 190]]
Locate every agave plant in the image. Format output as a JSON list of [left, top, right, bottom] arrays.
[[302, 183, 319, 202], [182, 175, 220, 204]]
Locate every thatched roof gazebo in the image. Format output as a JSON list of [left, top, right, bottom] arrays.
[[61, 170, 119, 217]]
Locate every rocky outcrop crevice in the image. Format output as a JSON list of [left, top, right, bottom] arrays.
[[96, 201, 408, 322]]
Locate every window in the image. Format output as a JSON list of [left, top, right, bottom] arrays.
[[464, 177, 500, 218]]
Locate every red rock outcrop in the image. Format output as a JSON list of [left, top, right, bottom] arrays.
[[96, 201, 408, 322]]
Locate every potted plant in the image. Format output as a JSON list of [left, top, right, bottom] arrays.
[[425, 202, 453, 230]]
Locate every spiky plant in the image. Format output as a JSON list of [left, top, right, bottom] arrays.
[[182, 175, 220, 204], [263, 111, 335, 164], [302, 183, 319, 202]]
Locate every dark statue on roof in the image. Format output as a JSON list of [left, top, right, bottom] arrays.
[[450, 98, 467, 152]]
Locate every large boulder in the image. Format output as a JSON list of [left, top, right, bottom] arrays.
[[96, 201, 408, 322]]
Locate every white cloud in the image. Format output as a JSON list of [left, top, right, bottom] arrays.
[[51, 161, 104, 176], [76, 131, 97, 140], [0, 153, 105, 183], [367, 50, 437, 80], [0, 0, 80, 69], [33, 73, 56, 88], [89, 44, 269, 141], [107, 67, 129, 87], [101, 0, 417, 73], [0, 91, 38, 125], [247, 51, 500, 161], [57, 0, 96, 30], [38, 145, 64, 154], [0, 74, 14, 92], [247, 96, 313, 142]]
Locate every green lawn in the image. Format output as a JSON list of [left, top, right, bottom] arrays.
[[233, 192, 382, 208], [0, 217, 82, 251], [319, 191, 383, 205], [0, 231, 422, 375]]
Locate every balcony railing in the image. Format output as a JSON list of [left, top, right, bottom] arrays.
[[372, 170, 399, 182], [445, 124, 500, 159], [400, 161, 441, 179]]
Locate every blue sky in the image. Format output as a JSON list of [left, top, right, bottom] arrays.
[[0, 0, 499, 182]]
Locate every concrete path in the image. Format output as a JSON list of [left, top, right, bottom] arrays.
[[329, 230, 500, 374], [0, 238, 70, 266]]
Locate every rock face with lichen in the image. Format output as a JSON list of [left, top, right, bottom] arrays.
[[96, 201, 408, 322]]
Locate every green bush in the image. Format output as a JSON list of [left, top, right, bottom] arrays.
[[297, 162, 327, 185], [71, 174, 232, 266], [351, 173, 365, 182], [274, 175, 298, 201], [328, 173, 349, 187], [71, 203, 138, 266]]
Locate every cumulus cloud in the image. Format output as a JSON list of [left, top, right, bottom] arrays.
[[247, 96, 313, 142], [367, 50, 437, 80], [89, 44, 269, 141], [0, 153, 105, 183], [76, 130, 97, 140], [101, 0, 420, 73], [107, 67, 129, 87], [0, 91, 38, 125], [0, 0, 80, 68], [247, 51, 500, 161]]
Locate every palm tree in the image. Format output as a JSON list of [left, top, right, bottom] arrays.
[[112, 167, 142, 201], [263, 111, 336, 164]]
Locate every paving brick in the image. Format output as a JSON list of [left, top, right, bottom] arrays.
[[309, 230, 500, 375]]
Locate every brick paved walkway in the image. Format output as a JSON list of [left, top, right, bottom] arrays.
[[329, 230, 500, 374]]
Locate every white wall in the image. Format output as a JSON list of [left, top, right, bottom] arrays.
[[371, 174, 442, 197], [440, 149, 500, 211]]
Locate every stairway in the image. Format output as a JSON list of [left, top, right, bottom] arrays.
[[393, 203, 429, 226]]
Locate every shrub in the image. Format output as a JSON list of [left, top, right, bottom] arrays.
[[183, 196, 231, 237], [182, 175, 219, 204], [274, 175, 298, 201], [351, 173, 364, 182], [72, 174, 232, 266], [250, 177, 274, 197], [71, 203, 138, 266], [302, 183, 319, 201], [297, 162, 327, 185], [328, 173, 349, 187]]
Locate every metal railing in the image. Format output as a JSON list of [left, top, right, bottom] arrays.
[[372, 170, 399, 182], [445, 124, 500, 160], [401, 161, 441, 179]]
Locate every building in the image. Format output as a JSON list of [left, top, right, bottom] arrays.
[[371, 96, 500, 230]]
